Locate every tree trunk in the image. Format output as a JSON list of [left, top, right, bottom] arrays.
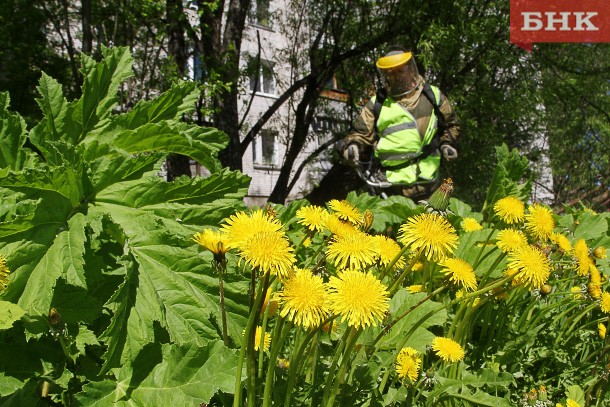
[[165, 0, 191, 180], [81, 0, 92, 54]]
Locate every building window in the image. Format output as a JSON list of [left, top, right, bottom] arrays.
[[249, 60, 276, 96], [253, 130, 278, 167], [249, 0, 271, 27]]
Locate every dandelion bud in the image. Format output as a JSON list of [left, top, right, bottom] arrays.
[[538, 385, 548, 401], [48, 307, 62, 326], [540, 284, 552, 295], [277, 358, 290, 369], [426, 178, 453, 212], [0, 255, 10, 291]]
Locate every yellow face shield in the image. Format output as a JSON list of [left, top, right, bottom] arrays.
[[376, 51, 419, 96]]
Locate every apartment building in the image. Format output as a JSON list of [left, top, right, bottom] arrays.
[[185, 0, 350, 207]]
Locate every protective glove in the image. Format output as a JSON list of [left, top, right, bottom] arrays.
[[440, 144, 458, 161], [343, 143, 360, 163]]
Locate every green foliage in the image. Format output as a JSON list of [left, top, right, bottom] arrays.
[[1, 46, 609, 407], [483, 143, 532, 214], [0, 47, 250, 405]]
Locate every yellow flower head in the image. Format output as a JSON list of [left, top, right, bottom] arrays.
[[192, 229, 230, 256], [407, 285, 423, 293], [398, 213, 459, 262], [599, 322, 607, 340], [570, 286, 583, 299], [395, 347, 421, 382], [589, 283, 602, 299], [327, 232, 378, 270], [496, 228, 528, 254], [566, 399, 581, 407], [221, 209, 284, 249], [324, 214, 359, 238], [372, 235, 406, 269], [550, 232, 572, 253], [431, 337, 465, 363], [440, 258, 477, 291], [507, 245, 551, 289], [573, 239, 591, 276], [601, 292, 610, 314], [327, 270, 389, 329], [296, 205, 328, 233], [493, 196, 525, 224], [327, 199, 362, 225], [278, 268, 329, 329], [461, 217, 483, 232], [593, 246, 607, 259], [277, 358, 290, 369], [238, 231, 295, 278], [254, 326, 271, 351], [0, 255, 10, 291], [524, 204, 555, 241]]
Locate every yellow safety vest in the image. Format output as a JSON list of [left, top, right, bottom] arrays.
[[374, 85, 441, 185]]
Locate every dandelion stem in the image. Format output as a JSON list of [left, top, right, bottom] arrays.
[[320, 324, 350, 406], [214, 259, 230, 346], [262, 318, 292, 407], [325, 327, 361, 407], [284, 318, 334, 407]]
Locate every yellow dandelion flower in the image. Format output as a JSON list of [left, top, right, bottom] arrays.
[[431, 337, 465, 363], [601, 292, 610, 314], [461, 217, 483, 232], [441, 258, 477, 291], [593, 246, 607, 259], [550, 232, 572, 253], [0, 255, 10, 290], [496, 229, 528, 254], [590, 263, 601, 285], [372, 235, 406, 269], [221, 209, 284, 249], [327, 270, 389, 329], [327, 199, 362, 225], [570, 286, 583, 299], [239, 231, 295, 278], [407, 285, 423, 293], [573, 239, 591, 276], [493, 196, 525, 224], [566, 399, 581, 407], [254, 326, 271, 351], [192, 229, 230, 256], [395, 347, 421, 382], [507, 245, 551, 289], [411, 261, 424, 271], [296, 205, 328, 233], [524, 204, 555, 241], [398, 213, 459, 262], [599, 323, 607, 340], [589, 283, 602, 299], [278, 268, 329, 329], [324, 214, 359, 237], [327, 232, 378, 270], [277, 358, 290, 369]]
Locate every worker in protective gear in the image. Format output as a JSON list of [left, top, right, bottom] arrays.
[[342, 49, 459, 201]]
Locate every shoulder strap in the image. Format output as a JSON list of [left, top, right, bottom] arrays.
[[421, 83, 445, 131], [372, 87, 386, 142]]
